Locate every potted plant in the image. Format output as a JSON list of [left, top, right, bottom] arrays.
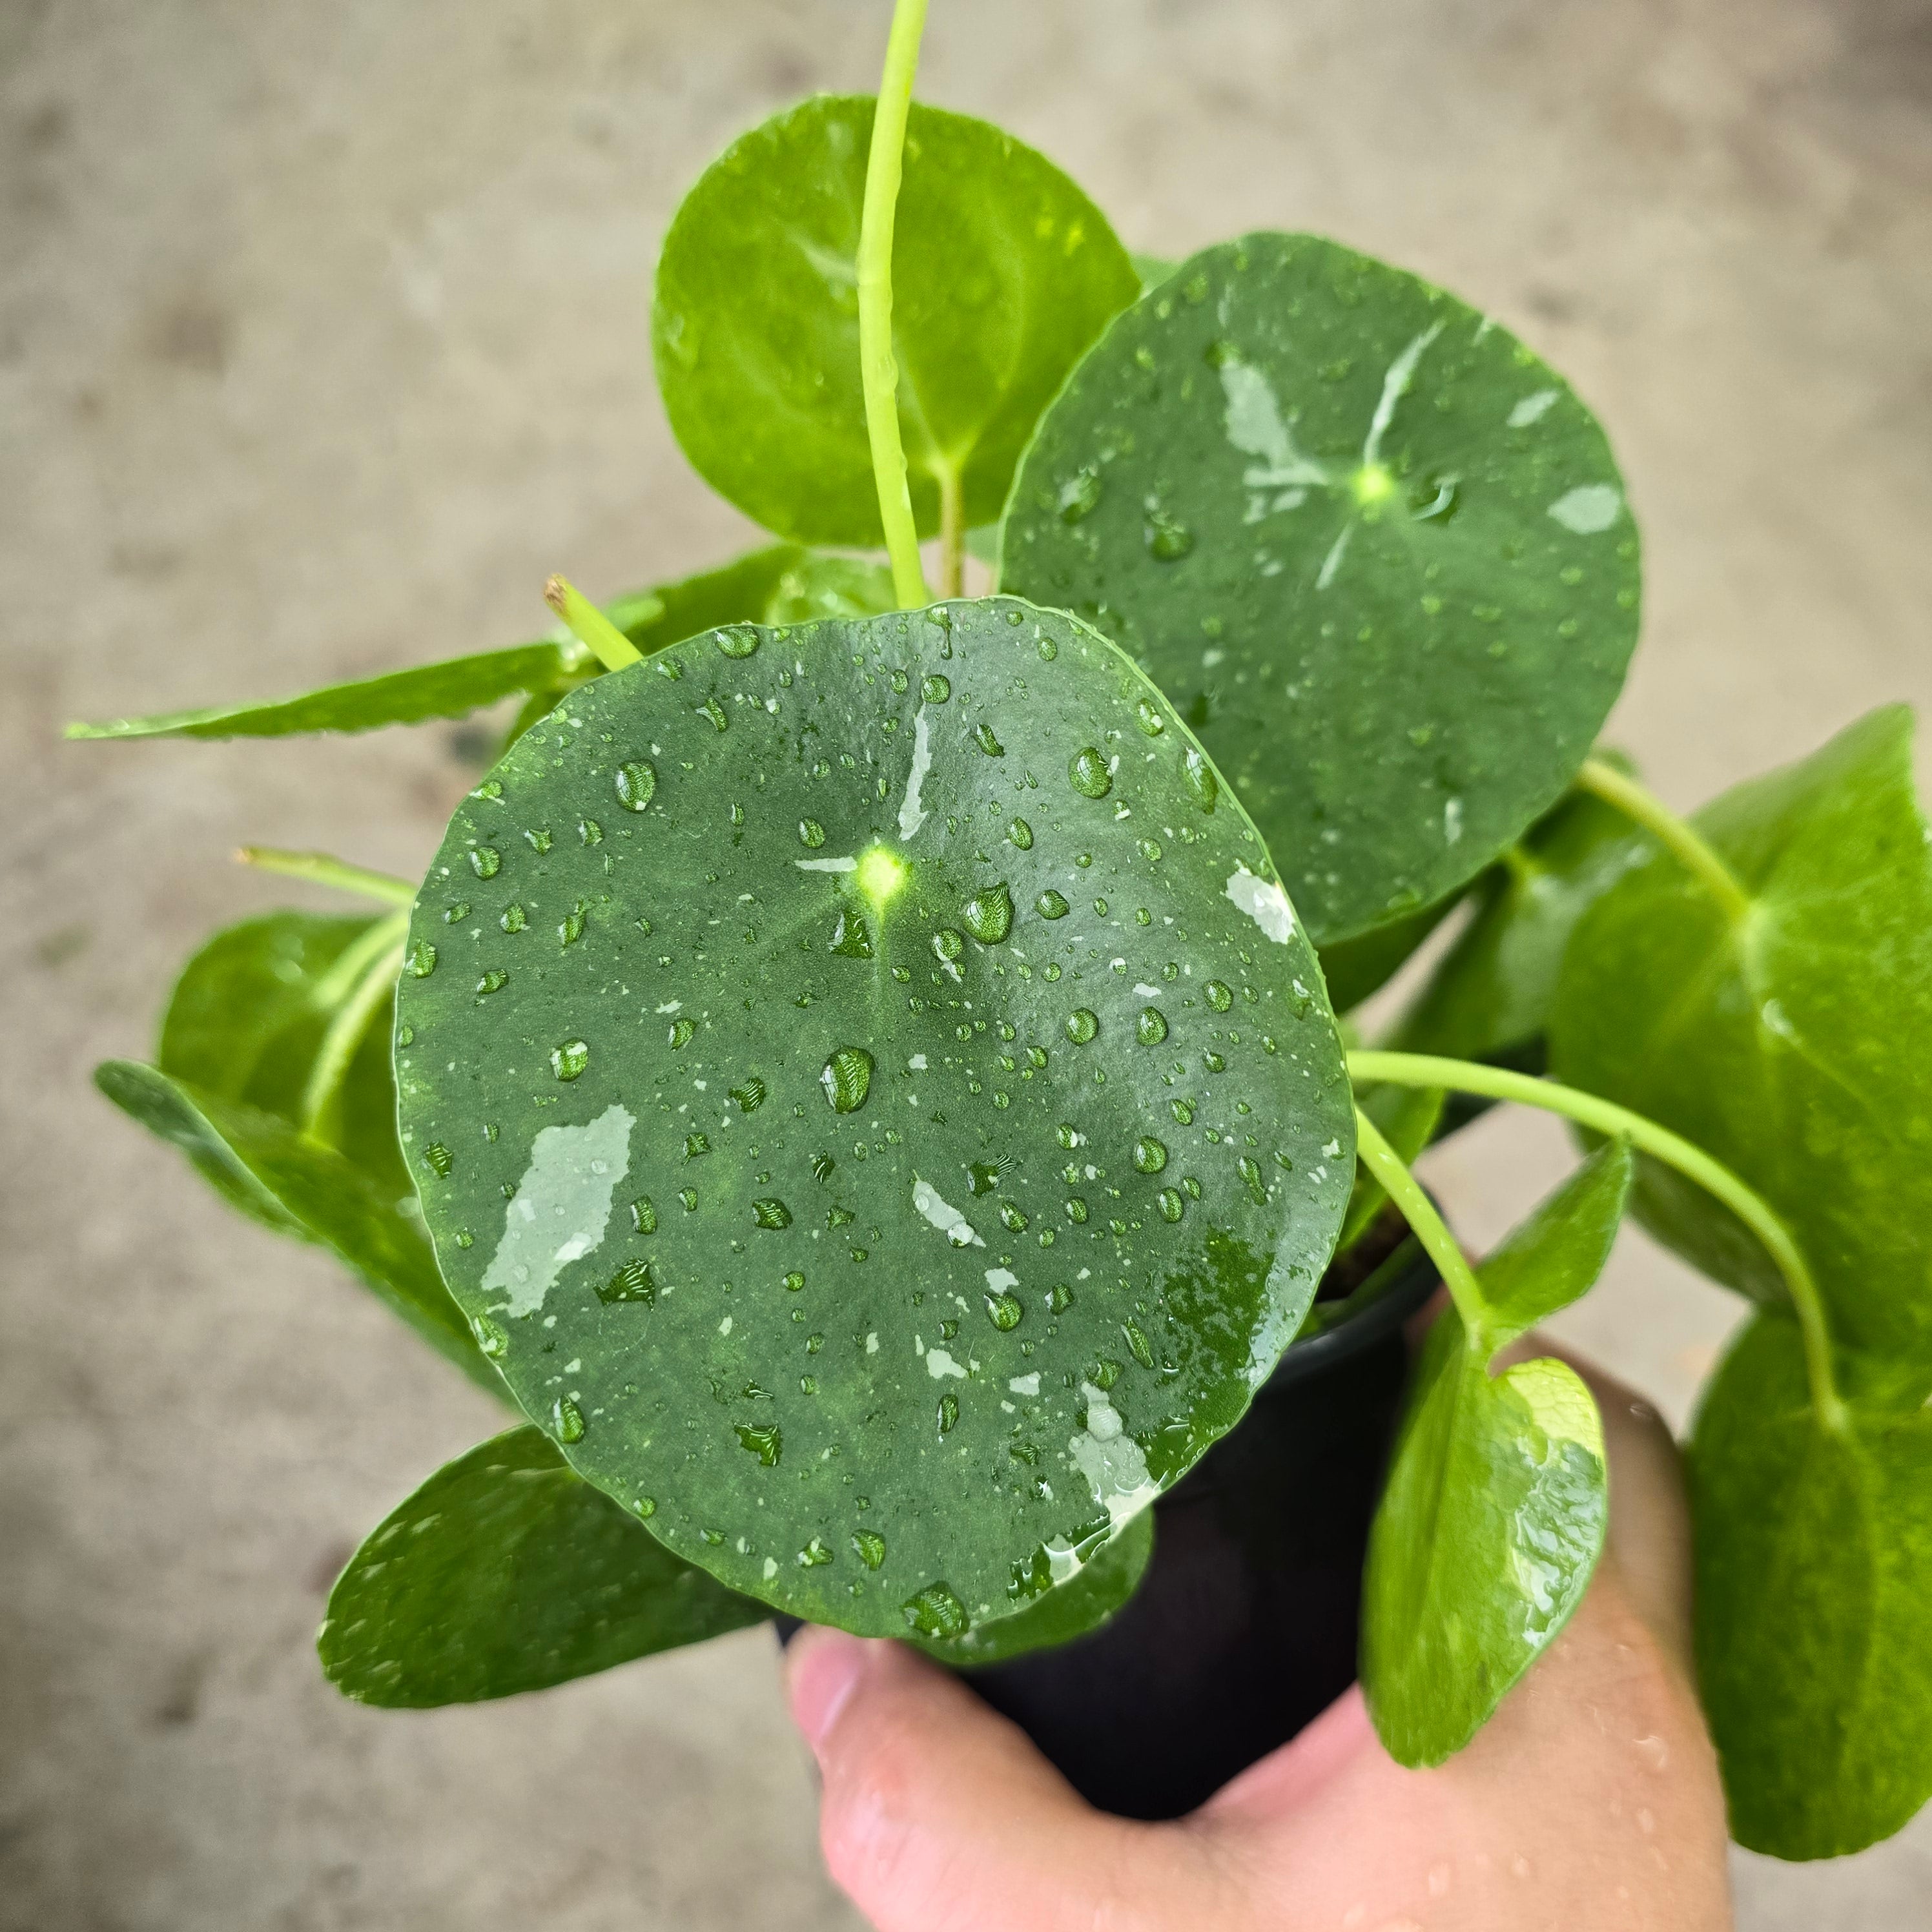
[[74, 0, 1931, 1866]]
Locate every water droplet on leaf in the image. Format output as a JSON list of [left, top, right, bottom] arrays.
[[821, 1047, 874, 1113], [615, 761, 657, 812], [1069, 748, 1112, 798]]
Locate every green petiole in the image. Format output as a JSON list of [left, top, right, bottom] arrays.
[[1576, 757, 1750, 923], [1351, 1106, 1485, 1340], [237, 847, 415, 908], [858, 0, 932, 610], [301, 910, 410, 1141], [543, 575, 642, 673], [1348, 1049, 1847, 1432]]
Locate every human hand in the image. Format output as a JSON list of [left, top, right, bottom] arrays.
[[785, 1354, 1732, 1931]]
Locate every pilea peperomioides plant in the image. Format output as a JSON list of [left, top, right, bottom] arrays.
[[77, 0, 1931, 1865]]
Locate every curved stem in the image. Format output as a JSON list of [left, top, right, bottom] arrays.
[[302, 921, 408, 1141], [1353, 1105, 1486, 1340], [543, 575, 642, 672], [236, 847, 414, 908], [859, 0, 932, 610], [1576, 757, 1750, 923], [1348, 1050, 1847, 1431]]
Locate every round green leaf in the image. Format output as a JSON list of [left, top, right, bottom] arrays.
[[395, 597, 1353, 1638], [1691, 1317, 1932, 1858], [1550, 706, 1932, 1357], [1002, 232, 1641, 945], [652, 98, 1139, 547], [322, 1424, 766, 1707]]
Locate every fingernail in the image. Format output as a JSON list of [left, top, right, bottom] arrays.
[[786, 1628, 868, 1758]]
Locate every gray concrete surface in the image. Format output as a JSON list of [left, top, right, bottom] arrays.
[[5, 0, 1931, 1924]]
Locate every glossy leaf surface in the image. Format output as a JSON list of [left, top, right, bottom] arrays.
[[653, 98, 1138, 547], [1002, 232, 1639, 945], [1362, 1142, 1628, 1765], [322, 1424, 766, 1706], [94, 1061, 497, 1393], [1551, 706, 1932, 1356], [918, 1506, 1154, 1666], [1691, 1315, 1932, 1858], [395, 597, 1355, 1636], [66, 641, 595, 742], [1395, 758, 1638, 1063]]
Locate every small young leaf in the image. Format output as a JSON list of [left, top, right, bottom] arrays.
[[396, 598, 1355, 1637], [159, 910, 411, 1197], [761, 553, 898, 628], [65, 641, 592, 743], [652, 98, 1138, 547], [1550, 706, 1932, 1357], [1002, 232, 1639, 947], [1690, 1315, 1932, 1858], [94, 1062, 498, 1395], [624, 543, 812, 654], [914, 1507, 1155, 1667], [1395, 755, 1640, 1064], [320, 1424, 766, 1707], [1361, 1142, 1629, 1766]]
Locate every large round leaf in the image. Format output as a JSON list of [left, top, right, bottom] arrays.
[[1001, 232, 1641, 945], [652, 98, 1139, 547], [395, 597, 1353, 1637]]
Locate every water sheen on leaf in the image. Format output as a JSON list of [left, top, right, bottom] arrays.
[[1002, 232, 1640, 946], [916, 1506, 1154, 1667], [395, 597, 1354, 1636], [1550, 706, 1932, 1357], [321, 1424, 766, 1707], [1690, 1316, 1932, 1858], [1361, 1142, 1628, 1765], [652, 98, 1139, 547]]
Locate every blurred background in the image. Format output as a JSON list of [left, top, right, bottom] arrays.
[[5, 0, 1931, 1925]]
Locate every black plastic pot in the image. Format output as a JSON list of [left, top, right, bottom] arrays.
[[781, 1219, 1439, 1822]]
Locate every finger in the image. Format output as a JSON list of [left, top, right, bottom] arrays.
[[786, 1627, 1220, 1932]]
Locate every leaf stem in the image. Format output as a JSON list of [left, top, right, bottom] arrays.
[[1576, 757, 1750, 923], [236, 847, 415, 907], [859, 0, 932, 610], [1352, 1105, 1487, 1340], [936, 461, 965, 598], [1348, 1050, 1847, 1431], [301, 917, 409, 1141], [543, 576, 642, 672]]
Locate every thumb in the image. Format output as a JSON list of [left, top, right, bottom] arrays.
[[786, 1627, 1211, 1932]]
